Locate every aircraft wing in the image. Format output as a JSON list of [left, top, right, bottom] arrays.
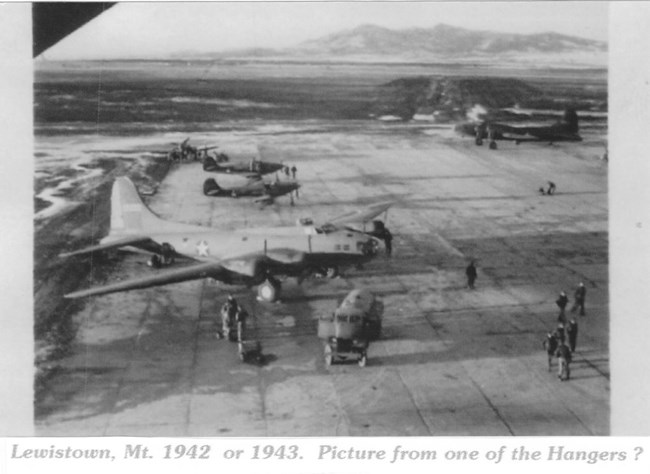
[[65, 261, 230, 298], [65, 249, 309, 299], [59, 235, 160, 258], [326, 201, 394, 228]]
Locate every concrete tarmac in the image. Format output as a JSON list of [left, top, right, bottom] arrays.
[[36, 122, 608, 435]]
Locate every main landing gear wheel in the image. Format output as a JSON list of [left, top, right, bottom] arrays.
[[489, 141, 498, 150], [324, 344, 333, 366], [475, 137, 483, 146], [148, 254, 162, 268], [257, 277, 281, 302], [358, 352, 367, 367]]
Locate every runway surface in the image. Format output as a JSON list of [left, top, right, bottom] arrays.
[[36, 121, 609, 435]]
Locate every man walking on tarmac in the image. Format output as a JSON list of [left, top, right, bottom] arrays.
[[567, 318, 578, 352], [556, 291, 569, 324], [465, 261, 477, 289], [543, 332, 559, 372], [555, 342, 572, 381], [571, 282, 587, 316]]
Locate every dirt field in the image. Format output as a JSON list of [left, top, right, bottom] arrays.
[[35, 119, 608, 436]]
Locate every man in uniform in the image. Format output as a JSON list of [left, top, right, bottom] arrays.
[[571, 282, 587, 316], [369, 220, 393, 258], [235, 307, 248, 342], [291, 165, 297, 179], [556, 291, 569, 324], [220, 294, 239, 340], [543, 332, 559, 372], [567, 318, 578, 352], [465, 261, 477, 289], [555, 342, 572, 381]]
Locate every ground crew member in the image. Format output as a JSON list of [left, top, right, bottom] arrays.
[[547, 181, 556, 195], [220, 305, 232, 339], [235, 307, 248, 342], [556, 291, 569, 323], [555, 342, 572, 381], [465, 261, 477, 289], [566, 318, 578, 352], [383, 227, 393, 257], [220, 294, 239, 340], [291, 165, 297, 179], [543, 332, 559, 371], [539, 181, 557, 195], [284, 166, 290, 177], [571, 282, 587, 316], [554, 323, 566, 345], [370, 220, 393, 257]]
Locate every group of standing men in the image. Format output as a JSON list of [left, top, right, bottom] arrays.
[[283, 165, 298, 179], [465, 261, 588, 383], [544, 282, 587, 381]]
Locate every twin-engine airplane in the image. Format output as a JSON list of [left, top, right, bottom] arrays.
[[203, 176, 300, 207], [455, 108, 582, 150], [62, 177, 391, 303], [202, 155, 285, 177]]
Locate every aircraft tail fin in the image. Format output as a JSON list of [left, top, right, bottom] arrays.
[[563, 108, 579, 133], [203, 156, 220, 172], [110, 177, 164, 234], [203, 178, 222, 196]]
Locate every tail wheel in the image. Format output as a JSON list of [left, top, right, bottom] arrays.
[[257, 277, 281, 302], [324, 344, 333, 366]]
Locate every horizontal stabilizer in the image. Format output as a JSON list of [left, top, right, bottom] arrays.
[[59, 236, 154, 258]]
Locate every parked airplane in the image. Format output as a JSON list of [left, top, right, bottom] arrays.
[[202, 155, 285, 177], [61, 177, 391, 302], [203, 176, 300, 207], [455, 108, 582, 149], [152, 138, 219, 162]]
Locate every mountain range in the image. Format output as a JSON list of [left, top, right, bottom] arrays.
[[197, 23, 607, 66]]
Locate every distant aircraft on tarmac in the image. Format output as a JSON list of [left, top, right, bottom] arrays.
[[61, 177, 392, 303], [203, 176, 300, 208], [455, 108, 582, 150], [152, 138, 219, 162], [202, 154, 285, 177]]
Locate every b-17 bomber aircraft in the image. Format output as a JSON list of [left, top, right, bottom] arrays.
[[61, 177, 392, 303], [202, 154, 285, 177], [203, 176, 300, 208], [455, 108, 582, 150]]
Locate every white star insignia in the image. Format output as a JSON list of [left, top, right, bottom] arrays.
[[196, 240, 210, 256]]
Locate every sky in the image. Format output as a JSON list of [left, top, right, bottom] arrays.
[[41, 2, 609, 60]]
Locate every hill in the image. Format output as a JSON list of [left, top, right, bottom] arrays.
[[209, 23, 607, 67]]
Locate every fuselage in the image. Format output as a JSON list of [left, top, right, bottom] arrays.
[[104, 220, 378, 266]]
